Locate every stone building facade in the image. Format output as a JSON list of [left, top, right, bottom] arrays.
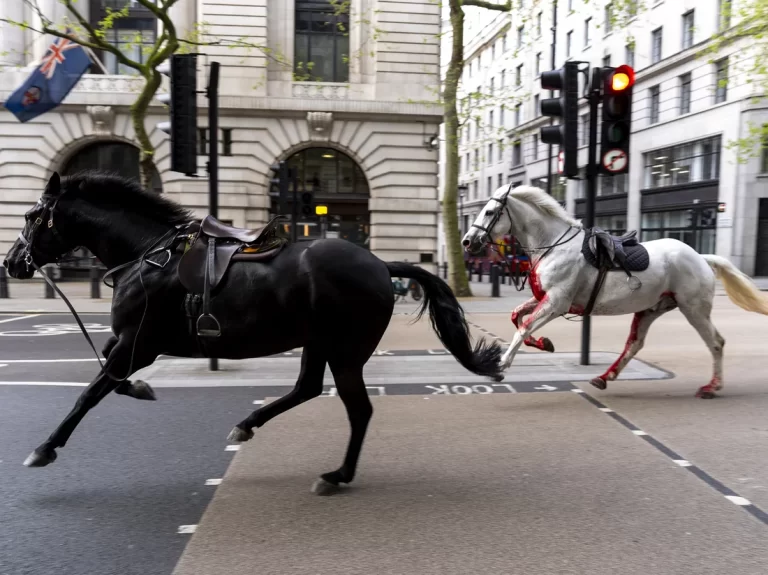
[[0, 0, 442, 265]]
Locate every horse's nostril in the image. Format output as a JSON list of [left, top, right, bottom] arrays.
[[462, 239, 470, 247]]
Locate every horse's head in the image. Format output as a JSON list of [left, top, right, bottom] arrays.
[[4, 172, 78, 279], [462, 184, 514, 255]]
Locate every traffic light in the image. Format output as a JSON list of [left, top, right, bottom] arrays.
[[300, 191, 314, 217], [269, 161, 288, 199], [539, 61, 579, 178], [157, 54, 198, 176], [600, 64, 634, 175]]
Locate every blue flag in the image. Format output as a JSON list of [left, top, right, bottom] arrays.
[[3, 35, 91, 123]]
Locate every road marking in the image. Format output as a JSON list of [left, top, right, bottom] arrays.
[[0, 314, 41, 324], [177, 525, 197, 534], [205, 478, 222, 486], [252, 399, 265, 405], [570, 388, 586, 393], [0, 381, 87, 386], [575, 389, 768, 527], [225, 445, 240, 452], [0, 358, 100, 363]]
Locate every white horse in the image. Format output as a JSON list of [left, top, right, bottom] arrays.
[[462, 184, 768, 398]]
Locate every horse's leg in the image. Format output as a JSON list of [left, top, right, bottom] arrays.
[[589, 296, 677, 390], [24, 335, 154, 467], [501, 295, 568, 369], [101, 335, 156, 401], [678, 302, 725, 399], [511, 298, 555, 352], [228, 344, 327, 441], [313, 363, 372, 493]]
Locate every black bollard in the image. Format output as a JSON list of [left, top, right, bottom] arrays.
[[90, 260, 101, 299], [491, 264, 500, 297], [477, 265, 483, 283], [0, 267, 8, 298], [44, 265, 55, 299], [442, 262, 448, 280]]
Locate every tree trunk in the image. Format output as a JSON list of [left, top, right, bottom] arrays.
[[131, 70, 162, 191], [443, 0, 472, 297]]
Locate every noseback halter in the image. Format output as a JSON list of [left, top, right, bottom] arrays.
[[18, 195, 66, 271]]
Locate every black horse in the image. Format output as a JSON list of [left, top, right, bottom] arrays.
[[4, 171, 502, 492]]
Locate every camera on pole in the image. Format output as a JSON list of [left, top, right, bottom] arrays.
[[600, 64, 634, 176], [539, 61, 580, 178], [156, 54, 198, 176]]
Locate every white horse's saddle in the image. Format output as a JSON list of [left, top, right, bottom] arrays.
[[582, 228, 650, 273]]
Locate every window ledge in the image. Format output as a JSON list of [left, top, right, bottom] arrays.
[[292, 82, 349, 100]]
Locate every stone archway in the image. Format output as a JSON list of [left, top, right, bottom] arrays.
[[269, 146, 370, 247], [61, 140, 162, 194]]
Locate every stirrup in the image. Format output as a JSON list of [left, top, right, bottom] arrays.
[[197, 314, 222, 338]]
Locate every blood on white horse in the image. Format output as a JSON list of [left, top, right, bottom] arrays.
[[462, 184, 768, 398]]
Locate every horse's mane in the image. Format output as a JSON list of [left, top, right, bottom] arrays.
[[509, 185, 582, 228], [62, 170, 194, 226]]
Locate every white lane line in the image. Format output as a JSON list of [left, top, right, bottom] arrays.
[[205, 478, 222, 486], [0, 381, 88, 386], [673, 460, 692, 467], [177, 525, 197, 534], [725, 495, 752, 506], [252, 399, 265, 405], [631, 430, 648, 436], [0, 314, 41, 324], [225, 445, 240, 452], [0, 358, 100, 363], [570, 388, 586, 393], [599, 407, 614, 412]]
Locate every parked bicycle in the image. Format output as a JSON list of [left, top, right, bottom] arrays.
[[392, 277, 423, 302]]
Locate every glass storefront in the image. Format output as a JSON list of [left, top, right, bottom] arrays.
[[643, 136, 721, 189], [641, 207, 717, 253]]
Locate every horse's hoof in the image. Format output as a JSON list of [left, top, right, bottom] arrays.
[[541, 338, 555, 353], [311, 477, 344, 496], [130, 380, 156, 401], [24, 447, 57, 468], [696, 388, 717, 399], [590, 377, 607, 390], [227, 426, 254, 443], [490, 373, 505, 382]]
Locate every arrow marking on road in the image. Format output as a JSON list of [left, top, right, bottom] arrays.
[[534, 384, 558, 391]]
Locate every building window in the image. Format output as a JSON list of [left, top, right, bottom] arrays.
[[599, 173, 627, 196], [512, 141, 522, 166], [516, 64, 523, 86], [532, 134, 539, 160], [718, 0, 732, 31], [537, 12, 542, 37], [474, 149, 479, 170], [222, 128, 233, 156], [488, 143, 494, 165], [649, 85, 660, 124], [715, 58, 729, 103], [580, 113, 589, 146], [534, 94, 540, 116], [566, 31, 573, 57], [517, 26, 524, 48], [761, 127, 768, 173], [515, 103, 521, 126], [605, 3, 613, 34], [491, 42, 496, 60], [487, 176, 493, 196], [584, 18, 592, 46], [501, 70, 505, 89], [498, 173, 504, 189], [596, 215, 626, 235], [294, 0, 350, 82], [473, 180, 479, 199], [502, 33, 507, 52], [490, 77, 495, 94], [197, 128, 208, 155], [651, 27, 663, 63], [643, 135, 721, 189], [531, 176, 566, 203], [680, 73, 692, 115], [489, 110, 494, 127], [498, 139, 504, 162], [465, 153, 471, 172], [625, 44, 635, 68], [500, 105, 505, 126], [101, 25, 157, 74], [641, 208, 717, 254], [568, 0, 573, 11], [535, 52, 542, 76], [602, 54, 611, 68], [682, 10, 695, 50]]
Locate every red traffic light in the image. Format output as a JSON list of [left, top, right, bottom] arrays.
[[610, 65, 635, 92]]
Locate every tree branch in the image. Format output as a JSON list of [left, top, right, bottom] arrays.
[[461, 0, 512, 11]]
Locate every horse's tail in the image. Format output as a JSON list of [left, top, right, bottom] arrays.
[[385, 262, 503, 380], [702, 255, 768, 315]]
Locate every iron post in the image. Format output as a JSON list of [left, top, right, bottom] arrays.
[[208, 61, 220, 372]]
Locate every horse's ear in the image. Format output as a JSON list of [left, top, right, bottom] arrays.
[[44, 172, 61, 197]]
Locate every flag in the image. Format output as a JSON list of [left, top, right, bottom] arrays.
[[3, 35, 91, 123]]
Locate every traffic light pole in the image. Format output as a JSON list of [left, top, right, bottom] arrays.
[[290, 168, 299, 243], [580, 66, 601, 367], [546, 0, 558, 197], [207, 61, 220, 372]]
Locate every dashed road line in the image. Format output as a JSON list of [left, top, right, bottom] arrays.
[[575, 388, 768, 526], [177, 525, 197, 534], [224, 445, 240, 452], [205, 478, 223, 486]]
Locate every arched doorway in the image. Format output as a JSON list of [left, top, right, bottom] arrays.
[[62, 141, 162, 193], [58, 141, 162, 277], [270, 147, 370, 247]]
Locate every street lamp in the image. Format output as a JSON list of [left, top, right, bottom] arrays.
[[458, 184, 469, 236]]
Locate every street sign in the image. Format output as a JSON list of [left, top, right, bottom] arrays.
[[315, 205, 328, 216], [602, 149, 628, 173]]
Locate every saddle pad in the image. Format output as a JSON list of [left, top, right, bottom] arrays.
[[581, 233, 650, 272]]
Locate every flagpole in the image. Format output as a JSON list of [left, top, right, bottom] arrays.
[[83, 46, 108, 75]]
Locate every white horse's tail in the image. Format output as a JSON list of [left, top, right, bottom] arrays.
[[702, 255, 768, 315]]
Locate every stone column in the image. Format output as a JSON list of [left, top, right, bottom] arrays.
[[171, 0, 197, 41], [31, 0, 79, 64], [0, 1, 26, 66]]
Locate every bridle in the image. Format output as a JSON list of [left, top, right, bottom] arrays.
[[15, 192, 180, 381], [468, 184, 581, 291]]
